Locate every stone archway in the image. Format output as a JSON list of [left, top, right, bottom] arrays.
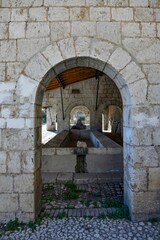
[[70, 105, 90, 129], [5, 36, 150, 222]]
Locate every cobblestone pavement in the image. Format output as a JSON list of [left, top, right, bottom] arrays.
[[0, 181, 160, 239], [0, 217, 160, 240]]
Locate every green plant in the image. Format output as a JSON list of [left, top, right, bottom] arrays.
[[63, 181, 79, 200], [63, 190, 78, 200], [103, 198, 123, 208], [65, 181, 77, 192], [6, 218, 25, 232], [107, 206, 129, 220], [98, 213, 106, 219], [57, 212, 67, 219], [28, 217, 42, 231]]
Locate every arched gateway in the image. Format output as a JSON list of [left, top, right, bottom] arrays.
[[0, 36, 158, 222]]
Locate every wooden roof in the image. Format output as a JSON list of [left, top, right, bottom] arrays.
[[46, 67, 97, 91]]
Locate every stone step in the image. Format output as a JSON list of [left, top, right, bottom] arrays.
[[42, 172, 123, 184]]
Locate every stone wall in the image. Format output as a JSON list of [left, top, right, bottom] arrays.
[[43, 75, 122, 132], [0, 0, 160, 222]]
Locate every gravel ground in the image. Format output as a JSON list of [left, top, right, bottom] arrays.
[[0, 217, 160, 240]]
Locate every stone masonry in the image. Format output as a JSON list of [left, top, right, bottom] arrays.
[[0, 0, 160, 222]]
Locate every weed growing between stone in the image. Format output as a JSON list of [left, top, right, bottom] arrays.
[[57, 212, 68, 219], [5, 218, 25, 232]]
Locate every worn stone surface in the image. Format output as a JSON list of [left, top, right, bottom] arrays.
[[0, 0, 159, 223]]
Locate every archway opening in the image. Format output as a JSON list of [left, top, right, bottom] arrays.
[[39, 63, 124, 218], [70, 105, 90, 130]]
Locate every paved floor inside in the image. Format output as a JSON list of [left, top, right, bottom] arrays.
[[41, 172, 124, 219]]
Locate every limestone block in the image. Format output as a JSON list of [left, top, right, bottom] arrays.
[[11, 8, 28, 21], [0, 151, 6, 173], [141, 23, 156, 37], [9, 22, 26, 39], [44, 0, 85, 6], [128, 167, 147, 192], [157, 23, 160, 37], [0, 176, 13, 192], [129, 146, 159, 167], [0, 23, 8, 39], [107, 0, 128, 6], [122, 23, 140, 37], [24, 118, 34, 129], [131, 110, 159, 129], [89, 58, 106, 71], [35, 149, 41, 171], [29, 7, 47, 21], [57, 38, 76, 59], [148, 84, 160, 104], [90, 7, 110, 21], [6, 62, 24, 82], [111, 8, 133, 21], [0, 8, 10, 22], [24, 53, 51, 82], [149, 0, 160, 7], [0, 82, 15, 104], [133, 191, 160, 220], [17, 103, 35, 118], [155, 9, 160, 21], [0, 63, 5, 81], [0, 40, 16, 62], [50, 22, 70, 41], [118, 62, 145, 85], [97, 22, 121, 44], [25, 158, 36, 185], [75, 37, 91, 57], [2, 0, 43, 7], [133, 127, 154, 146], [20, 193, 34, 212], [41, 44, 63, 67], [123, 38, 160, 63], [7, 118, 25, 129], [16, 75, 39, 104], [26, 22, 50, 38], [108, 47, 131, 72], [14, 174, 34, 193], [71, 21, 96, 37], [70, 7, 89, 20], [135, 8, 154, 22], [0, 194, 18, 212], [17, 38, 50, 61], [86, 0, 105, 6], [7, 152, 21, 173], [0, 129, 1, 149], [2, 129, 34, 151], [48, 7, 69, 21], [149, 168, 160, 191], [153, 128, 160, 145], [129, 79, 148, 105], [143, 64, 160, 84], [130, 0, 149, 7]]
